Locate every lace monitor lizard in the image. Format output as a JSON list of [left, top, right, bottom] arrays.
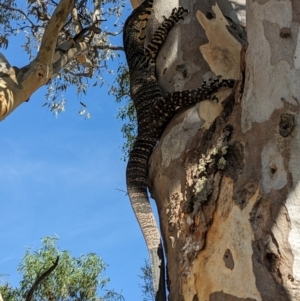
[[123, 1, 235, 300]]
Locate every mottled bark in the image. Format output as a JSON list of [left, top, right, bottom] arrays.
[[146, 0, 300, 300]]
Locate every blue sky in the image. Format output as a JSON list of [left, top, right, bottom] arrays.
[[0, 3, 153, 300]]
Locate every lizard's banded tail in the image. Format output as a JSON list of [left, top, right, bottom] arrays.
[[126, 136, 166, 301]]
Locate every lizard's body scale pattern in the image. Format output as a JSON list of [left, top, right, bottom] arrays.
[[123, 1, 235, 300]]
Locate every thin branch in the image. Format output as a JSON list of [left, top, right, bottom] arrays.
[[52, 42, 123, 76], [0, 4, 36, 28], [49, 0, 59, 5], [67, 69, 93, 77], [71, 7, 82, 34], [96, 45, 124, 51], [15, 24, 43, 33], [25, 257, 59, 301], [106, 31, 122, 36]]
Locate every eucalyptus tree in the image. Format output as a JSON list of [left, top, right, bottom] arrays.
[[0, 236, 123, 301], [1, 0, 300, 300], [128, 0, 300, 300]]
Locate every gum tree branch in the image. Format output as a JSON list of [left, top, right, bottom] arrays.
[[92, 0, 102, 23], [96, 45, 124, 51], [17, 0, 75, 106], [0, 0, 122, 121], [36, 0, 75, 71], [25, 257, 59, 301], [0, 0, 75, 120]]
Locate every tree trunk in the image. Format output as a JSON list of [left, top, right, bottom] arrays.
[[147, 0, 300, 300]]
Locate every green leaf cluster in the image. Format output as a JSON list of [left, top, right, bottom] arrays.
[[0, 236, 123, 301], [109, 63, 137, 160], [138, 260, 154, 301]]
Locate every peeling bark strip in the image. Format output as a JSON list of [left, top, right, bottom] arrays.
[[148, 0, 300, 300]]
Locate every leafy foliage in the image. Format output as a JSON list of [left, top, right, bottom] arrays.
[[109, 63, 136, 160], [0, 0, 135, 156], [0, 0, 125, 117], [138, 260, 154, 301], [0, 236, 124, 301]]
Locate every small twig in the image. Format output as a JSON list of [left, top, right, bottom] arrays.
[[115, 188, 128, 195], [106, 31, 122, 36], [96, 45, 124, 51], [67, 69, 93, 77], [0, 4, 36, 28]]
